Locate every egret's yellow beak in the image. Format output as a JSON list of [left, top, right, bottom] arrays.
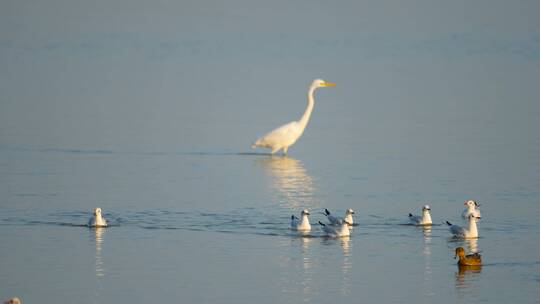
[[323, 82, 336, 87]]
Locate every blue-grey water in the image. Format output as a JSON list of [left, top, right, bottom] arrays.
[[1, 0, 540, 303]]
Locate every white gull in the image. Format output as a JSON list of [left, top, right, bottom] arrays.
[[291, 209, 311, 231], [408, 205, 433, 225]]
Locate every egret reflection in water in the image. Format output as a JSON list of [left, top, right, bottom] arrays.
[[256, 156, 317, 209]]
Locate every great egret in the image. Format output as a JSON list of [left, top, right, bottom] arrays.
[[251, 79, 336, 154]]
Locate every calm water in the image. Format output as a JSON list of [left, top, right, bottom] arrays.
[[2, 1, 540, 303], [1, 145, 539, 303]]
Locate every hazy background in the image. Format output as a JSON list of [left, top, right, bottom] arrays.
[[1, 0, 539, 153]]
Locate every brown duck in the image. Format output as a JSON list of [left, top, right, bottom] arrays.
[[454, 247, 482, 266]]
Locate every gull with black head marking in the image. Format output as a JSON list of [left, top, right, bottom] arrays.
[[408, 205, 432, 225], [291, 209, 311, 231], [446, 214, 479, 238], [462, 200, 481, 221], [318, 219, 351, 237], [323, 208, 355, 226]]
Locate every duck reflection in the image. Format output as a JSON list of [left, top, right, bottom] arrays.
[[256, 156, 316, 209], [465, 237, 479, 253], [455, 265, 482, 291]]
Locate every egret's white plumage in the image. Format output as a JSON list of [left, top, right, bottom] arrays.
[[291, 209, 311, 231], [446, 214, 479, 238], [323, 208, 355, 225], [408, 205, 432, 225], [318, 220, 350, 237], [462, 200, 481, 221], [251, 79, 336, 154], [88, 208, 108, 227]]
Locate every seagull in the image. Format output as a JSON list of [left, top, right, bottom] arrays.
[[454, 247, 482, 266], [4, 298, 21, 304], [446, 214, 479, 238], [462, 200, 481, 221], [323, 208, 355, 225], [88, 207, 108, 227], [318, 220, 350, 237], [291, 209, 311, 231], [408, 205, 432, 225]]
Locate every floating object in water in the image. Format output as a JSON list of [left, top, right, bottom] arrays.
[[446, 214, 479, 238], [323, 208, 355, 225], [408, 205, 432, 225], [318, 219, 350, 237], [251, 79, 336, 155], [455, 247, 482, 266], [4, 298, 22, 304], [462, 200, 481, 221], [88, 207, 108, 227], [291, 209, 311, 231]]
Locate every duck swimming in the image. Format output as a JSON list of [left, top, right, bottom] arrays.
[[454, 247, 482, 266]]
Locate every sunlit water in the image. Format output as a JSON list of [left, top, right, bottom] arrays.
[[1, 146, 539, 303]]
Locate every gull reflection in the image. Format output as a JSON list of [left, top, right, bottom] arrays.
[[256, 156, 316, 209], [300, 236, 312, 271], [421, 226, 433, 296], [339, 236, 352, 295], [447, 237, 480, 257], [91, 227, 106, 278], [422, 225, 432, 256], [278, 236, 315, 302], [465, 238, 479, 253], [321, 236, 353, 296]]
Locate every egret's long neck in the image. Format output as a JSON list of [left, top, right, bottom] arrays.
[[298, 85, 317, 130]]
